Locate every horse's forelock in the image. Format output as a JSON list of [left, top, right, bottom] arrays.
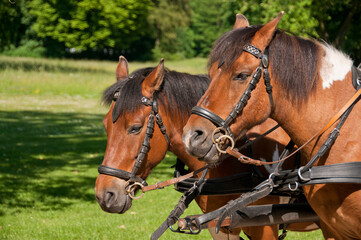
[[208, 25, 262, 71]]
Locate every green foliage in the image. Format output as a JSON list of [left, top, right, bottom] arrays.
[[0, 0, 360, 62], [0, 0, 27, 51], [188, 0, 238, 57], [28, 0, 154, 53], [309, 0, 361, 62], [237, 0, 318, 37], [2, 40, 46, 58], [148, 0, 191, 60]]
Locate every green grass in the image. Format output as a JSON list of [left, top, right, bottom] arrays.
[[0, 56, 322, 239]]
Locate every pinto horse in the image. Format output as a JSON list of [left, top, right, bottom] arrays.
[[95, 57, 317, 239], [183, 12, 361, 239]]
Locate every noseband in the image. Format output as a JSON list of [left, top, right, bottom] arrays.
[[98, 92, 170, 199], [192, 43, 273, 152]]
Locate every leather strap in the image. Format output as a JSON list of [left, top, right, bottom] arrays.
[[151, 168, 209, 239], [275, 162, 361, 188], [191, 106, 233, 137], [352, 65, 361, 89], [98, 165, 147, 186], [226, 87, 361, 166], [179, 203, 317, 231], [142, 166, 208, 192], [174, 171, 264, 195]]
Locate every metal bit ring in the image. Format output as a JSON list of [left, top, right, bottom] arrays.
[[214, 135, 235, 154], [125, 181, 145, 200]]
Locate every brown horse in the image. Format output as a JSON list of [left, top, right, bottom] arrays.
[[95, 57, 317, 239], [183, 12, 361, 239]]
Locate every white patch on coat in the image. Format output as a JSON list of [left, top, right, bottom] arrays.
[[272, 144, 279, 162], [320, 44, 353, 89], [261, 145, 280, 173]]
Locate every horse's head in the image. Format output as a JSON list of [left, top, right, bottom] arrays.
[[95, 57, 169, 213], [183, 13, 284, 164]]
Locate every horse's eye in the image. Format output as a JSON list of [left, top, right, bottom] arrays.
[[234, 73, 250, 81], [128, 125, 142, 134]]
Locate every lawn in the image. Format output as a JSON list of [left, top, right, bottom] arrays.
[[0, 56, 322, 239]]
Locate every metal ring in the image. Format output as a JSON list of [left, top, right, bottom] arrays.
[[268, 173, 275, 181], [298, 167, 311, 181], [288, 182, 299, 191], [188, 219, 201, 235], [211, 127, 227, 144], [125, 182, 145, 200], [214, 135, 235, 154], [169, 224, 180, 233]]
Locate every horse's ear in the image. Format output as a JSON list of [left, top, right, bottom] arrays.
[[116, 56, 129, 81], [252, 11, 284, 50], [142, 58, 165, 98], [233, 14, 249, 29]]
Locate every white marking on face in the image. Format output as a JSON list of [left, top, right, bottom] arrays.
[[320, 44, 353, 89]]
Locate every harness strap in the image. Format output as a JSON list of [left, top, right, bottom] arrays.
[[179, 203, 317, 232], [275, 162, 361, 189], [237, 124, 280, 152], [351, 65, 361, 89], [174, 171, 264, 195], [214, 178, 275, 233], [151, 168, 209, 240], [226, 86, 361, 166], [142, 166, 207, 192]]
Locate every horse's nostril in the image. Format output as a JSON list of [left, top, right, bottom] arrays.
[[194, 129, 204, 139], [104, 191, 116, 208], [190, 128, 207, 146]]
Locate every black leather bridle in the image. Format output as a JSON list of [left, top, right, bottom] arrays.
[[98, 92, 170, 197], [192, 43, 274, 149]]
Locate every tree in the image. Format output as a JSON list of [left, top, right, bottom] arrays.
[[309, 0, 361, 63], [189, 0, 238, 57], [147, 0, 191, 59], [0, 0, 26, 51], [236, 0, 318, 37], [27, 0, 154, 59]]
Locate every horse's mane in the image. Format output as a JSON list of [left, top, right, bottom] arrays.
[[208, 25, 321, 102], [102, 67, 210, 122]]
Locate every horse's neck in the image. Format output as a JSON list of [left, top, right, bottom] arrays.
[[161, 107, 206, 172], [272, 70, 355, 159]]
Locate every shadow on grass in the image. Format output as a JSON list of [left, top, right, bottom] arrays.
[[0, 110, 107, 212]]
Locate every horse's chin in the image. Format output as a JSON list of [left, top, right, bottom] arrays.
[[99, 195, 132, 214], [118, 196, 132, 214], [198, 144, 222, 165]]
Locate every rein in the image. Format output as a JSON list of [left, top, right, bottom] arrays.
[[226, 86, 361, 166]]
